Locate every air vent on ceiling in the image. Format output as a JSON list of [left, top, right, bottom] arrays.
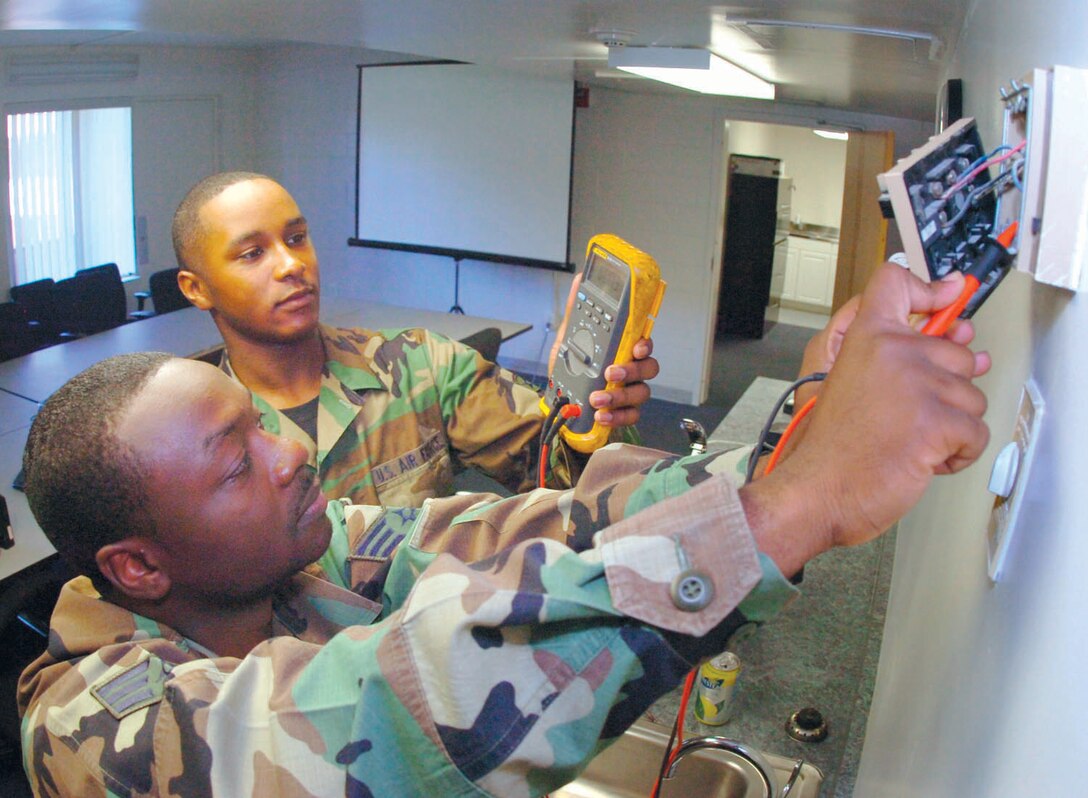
[[5, 53, 140, 85]]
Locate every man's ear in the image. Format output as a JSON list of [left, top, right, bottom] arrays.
[[177, 269, 213, 311], [96, 540, 171, 601]]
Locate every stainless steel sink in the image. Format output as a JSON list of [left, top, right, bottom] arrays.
[[551, 719, 823, 798]]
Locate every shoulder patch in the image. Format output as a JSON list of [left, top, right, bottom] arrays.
[[90, 656, 167, 719]]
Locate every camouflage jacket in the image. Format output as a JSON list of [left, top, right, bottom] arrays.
[[19, 445, 795, 798], [223, 324, 609, 507]]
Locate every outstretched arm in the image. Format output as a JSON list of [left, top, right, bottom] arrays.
[[740, 263, 991, 574]]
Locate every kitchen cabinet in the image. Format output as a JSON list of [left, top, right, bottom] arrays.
[[783, 235, 837, 310]]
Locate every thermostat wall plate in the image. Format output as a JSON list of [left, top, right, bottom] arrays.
[[986, 378, 1044, 582]]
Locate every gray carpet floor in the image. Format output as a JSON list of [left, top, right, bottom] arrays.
[[636, 321, 812, 455]]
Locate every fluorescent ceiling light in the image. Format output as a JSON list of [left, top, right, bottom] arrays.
[[813, 128, 849, 140], [608, 46, 774, 100]]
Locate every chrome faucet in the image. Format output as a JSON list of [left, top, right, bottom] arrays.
[[679, 418, 707, 455], [663, 736, 804, 798]]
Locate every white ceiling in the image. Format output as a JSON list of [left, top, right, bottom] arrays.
[[0, 0, 971, 121]]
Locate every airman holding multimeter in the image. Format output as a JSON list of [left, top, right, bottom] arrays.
[[543, 234, 666, 454], [172, 173, 661, 510]]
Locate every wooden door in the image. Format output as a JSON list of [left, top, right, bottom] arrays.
[[833, 130, 894, 311]]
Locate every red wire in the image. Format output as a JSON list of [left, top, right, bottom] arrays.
[[537, 405, 581, 488], [651, 669, 698, 797], [674, 669, 696, 751], [538, 442, 549, 488], [763, 396, 818, 476], [945, 140, 1025, 196]]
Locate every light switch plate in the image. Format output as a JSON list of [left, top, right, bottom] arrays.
[[987, 378, 1044, 582]]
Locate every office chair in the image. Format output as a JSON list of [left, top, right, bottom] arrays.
[[77, 262, 130, 324], [0, 555, 73, 790], [458, 326, 502, 363], [9, 278, 64, 344], [0, 302, 51, 361], [52, 263, 131, 336], [134, 267, 191, 317]]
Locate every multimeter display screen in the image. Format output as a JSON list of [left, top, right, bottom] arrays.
[[584, 250, 627, 303]]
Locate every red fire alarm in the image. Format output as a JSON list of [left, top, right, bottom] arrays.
[[575, 83, 590, 108]]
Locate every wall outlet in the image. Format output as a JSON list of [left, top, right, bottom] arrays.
[[986, 378, 1044, 582]]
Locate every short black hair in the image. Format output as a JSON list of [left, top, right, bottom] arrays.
[[171, 170, 274, 272], [23, 352, 174, 580]]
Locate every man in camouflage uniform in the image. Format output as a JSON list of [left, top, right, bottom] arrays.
[[172, 172, 659, 506], [18, 264, 991, 797]]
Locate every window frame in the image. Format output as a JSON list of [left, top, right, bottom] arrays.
[[3, 97, 138, 288]]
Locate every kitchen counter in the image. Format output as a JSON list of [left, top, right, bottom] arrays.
[[788, 223, 840, 243], [641, 377, 894, 796]]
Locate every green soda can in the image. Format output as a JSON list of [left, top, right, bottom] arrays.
[[694, 651, 741, 725]]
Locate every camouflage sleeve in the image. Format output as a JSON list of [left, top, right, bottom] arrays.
[[321, 444, 795, 796], [423, 329, 645, 494], [421, 329, 546, 494], [20, 445, 791, 798]]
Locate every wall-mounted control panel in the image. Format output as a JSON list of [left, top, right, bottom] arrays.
[[878, 65, 1087, 302], [878, 117, 1013, 318], [997, 65, 1088, 291]]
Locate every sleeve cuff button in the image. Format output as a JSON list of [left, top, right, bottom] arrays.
[[670, 570, 714, 611]]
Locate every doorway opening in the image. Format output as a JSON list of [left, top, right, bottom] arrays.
[[715, 120, 849, 340]]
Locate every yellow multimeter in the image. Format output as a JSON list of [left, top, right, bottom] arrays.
[[541, 234, 666, 454]]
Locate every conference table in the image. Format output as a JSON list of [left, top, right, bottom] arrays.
[[0, 300, 531, 582], [0, 296, 532, 405]]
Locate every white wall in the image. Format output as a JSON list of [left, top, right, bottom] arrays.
[[570, 86, 725, 403], [856, 1, 1088, 794], [0, 46, 260, 301], [726, 121, 847, 229]]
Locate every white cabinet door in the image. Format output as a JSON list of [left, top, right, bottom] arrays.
[[796, 248, 834, 306], [784, 236, 837, 308]]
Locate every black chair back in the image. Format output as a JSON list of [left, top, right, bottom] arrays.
[[9, 278, 59, 334], [76, 263, 128, 325], [54, 263, 128, 336], [0, 301, 47, 360], [149, 267, 192, 315]]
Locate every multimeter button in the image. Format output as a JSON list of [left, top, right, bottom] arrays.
[[603, 312, 613, 321], [603, 323, 611, 331], [577, 291, 587, 301], [670, 570, 714, 611]]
